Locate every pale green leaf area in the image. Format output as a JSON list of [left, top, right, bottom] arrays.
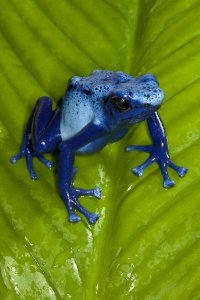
[[0, 0, 200, 299]]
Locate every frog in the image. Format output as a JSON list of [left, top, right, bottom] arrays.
[[10, 70, 188, 224]]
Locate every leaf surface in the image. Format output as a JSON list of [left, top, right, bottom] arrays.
[[0, 0, 200, 299]]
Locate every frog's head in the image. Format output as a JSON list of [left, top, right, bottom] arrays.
[[103, 74, 165, 128]]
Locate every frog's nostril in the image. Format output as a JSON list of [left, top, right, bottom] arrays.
[[144, 103, 152, 108]]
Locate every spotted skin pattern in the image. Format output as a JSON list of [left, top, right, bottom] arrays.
[[11, 70, 188, 224]]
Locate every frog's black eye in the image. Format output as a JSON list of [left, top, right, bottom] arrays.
[[83, 88, 92, 95], [110, 96, 131, 112]]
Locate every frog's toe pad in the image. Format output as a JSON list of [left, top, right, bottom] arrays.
[[93, 187, 102, 199], [10, 152, 24, 164], [178, 167, 188, 177], [164, 178, 175, 188], [46, 161, 54, 168], [126, 145, 136, 152], [36, 154, 54, 169], [69, 213, 81, 223], [31, 171, 39, 180], [87, 213, 99, 224], [132, 167, 144, 177], [10, 156, 17, 164]]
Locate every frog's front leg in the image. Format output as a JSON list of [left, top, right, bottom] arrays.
[[59, 123, 107, 223], [126, 112, 188, 188], [11, 97, 61, 179], [59, 146, 101, 223]]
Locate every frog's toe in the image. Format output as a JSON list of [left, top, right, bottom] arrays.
[[10, 151, 25, 164], [10, 156, 17, 164], [36, 154, 54, 169], [31, 171, 39, 180], [168, 161, 188, 177], [131, 157, 154, 177], [174, 166, 188, 177], [87, 213, 99, 224], [73, 200, 99, 224], [61, 187, 100, 224], [132, 167, 144, 177], [163, 178, 175, 188], [74, 187, 102, 199], [93, 187, 102, 199], [126, 145, 136, 152], [69, 213, 81, 223], [11, 147, 43, 180], [178, 167, 188, 177], [46, 161, 54, 168]]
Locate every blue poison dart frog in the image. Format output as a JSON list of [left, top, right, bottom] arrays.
[[10, 70, 188, 224]]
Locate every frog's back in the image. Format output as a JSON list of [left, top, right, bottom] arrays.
[[60, 70, 133, 141]]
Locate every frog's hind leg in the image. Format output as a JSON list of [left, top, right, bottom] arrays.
[[11, 117, 39, 180], [10, 97, 60, 179]]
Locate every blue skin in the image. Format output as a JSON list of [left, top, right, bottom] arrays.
[[10, 70, 188, 224]]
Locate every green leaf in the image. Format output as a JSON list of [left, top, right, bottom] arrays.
[[0, 0, 199, 299]]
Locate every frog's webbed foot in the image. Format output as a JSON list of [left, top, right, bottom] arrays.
[[126, 145, 188, 188], [10, 146, 53, 180], [60, 185, 102, 224]]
